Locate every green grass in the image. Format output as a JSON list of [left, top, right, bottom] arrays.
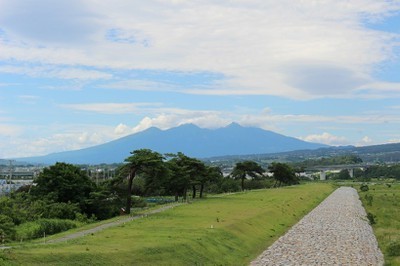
[[2, 183, 334, 265], [359, 182, 400, 266]]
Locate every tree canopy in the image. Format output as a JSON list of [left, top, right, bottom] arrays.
[[231, 161, 264, 191], [121, 149, 166, 214], [268, 162, 298, 187], [31, 162, 94, 207]]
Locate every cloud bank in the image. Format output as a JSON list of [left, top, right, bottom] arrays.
[[0, 0, 399, 99]]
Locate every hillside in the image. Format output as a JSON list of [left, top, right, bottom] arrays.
[[13, 123, 327, 164], [207, 142, 400, 165]]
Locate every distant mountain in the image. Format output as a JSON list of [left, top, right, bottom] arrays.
[[14, 123, 328, 164], [208, 142, 400, 164]]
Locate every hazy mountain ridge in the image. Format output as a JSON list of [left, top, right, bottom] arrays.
[[207, 142, 400, 164], [12, 123, 327, 164]]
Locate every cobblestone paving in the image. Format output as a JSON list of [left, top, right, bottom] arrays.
[[251, 187, 384, 266]]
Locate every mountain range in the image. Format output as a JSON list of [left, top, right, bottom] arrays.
[[13, 123, 328, 165]]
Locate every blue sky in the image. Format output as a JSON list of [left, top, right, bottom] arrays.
[[0, 0, 400, 158]]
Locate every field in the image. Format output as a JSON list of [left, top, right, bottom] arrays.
[[359, 183, 400, 266], [1, 183, 333, 265]]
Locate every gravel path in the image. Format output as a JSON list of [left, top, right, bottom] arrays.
[[251, 187, 384, 266], [46, 203, 182, 244]]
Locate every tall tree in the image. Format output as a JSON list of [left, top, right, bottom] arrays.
[[31, 162, 94, 208], [268, 162, 298, 187], [122, 149, 165, 214], [231, 161, 264, 191], [164, 153, 205, 200], [200, 166, 223, 198]]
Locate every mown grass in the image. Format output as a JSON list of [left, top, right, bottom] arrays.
[[2, 183, 334, 266], [359, 182, 400, 266]]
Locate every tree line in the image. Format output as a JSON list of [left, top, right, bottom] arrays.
[[0, 149, 299, 242]]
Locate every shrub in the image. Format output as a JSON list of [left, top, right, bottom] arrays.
[[245, 179, 274, 190], [387, 241, 400, 256], [360, 184, 369, 192], [15, 219, 80, 240], [364, 194, 373, 206], [220, 178, 241, 193], [131, 197, 147, 208], [366, 212, 376, 225], [0, 215, 15, 242]]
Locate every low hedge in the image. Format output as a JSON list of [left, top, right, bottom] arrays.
[[15, 218, 81, 240]]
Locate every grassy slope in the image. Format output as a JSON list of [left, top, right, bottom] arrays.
[[359, 183, 400, 266], [2, 183, 334, 266]]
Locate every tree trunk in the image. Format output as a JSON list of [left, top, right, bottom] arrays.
[[199, 184, 204, 198], [192, 185, 196, 199], [183, 188, 187, 201], [175, 192, 179, 202], [241, 177, 245, 191], [126, 169, 136, 215]]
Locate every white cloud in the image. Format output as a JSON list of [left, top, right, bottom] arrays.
[[114, 123, 130, 135], [60, 102, 161, 114], [132, 112, 230, 133], [356, 136, 374, 146], [0, 65, 112, 80], [18, 95, 40, 104], [0, 0, 399, 99], [0, 0, 100, 44], [0, 124, 22, 137], [0, 123, 129, 158], [99, 79, 178, 92], [362, 136, 373, 144], [299, 132, 348, 146]]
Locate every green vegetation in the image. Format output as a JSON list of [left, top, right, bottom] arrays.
[[292, 154, 363, 168], [1, 149, 300, 244], [268, 162, 299, 187], [2, 183, 334, 265], [359, 183, 400, 265], [15, 219, 81, 241], [231, 160, 265, 191]]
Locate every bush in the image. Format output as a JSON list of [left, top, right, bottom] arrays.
[[245, 179, 274, 190], [131, 197, 147, 208], [220, 178, 241, 193], [366, 212, 376, 225], [387, 241, 400, 256], [0, 215, 15, 242], [15, 219, 80, 240], [364, 194, 373, 206], [360, 184, 369, 192]]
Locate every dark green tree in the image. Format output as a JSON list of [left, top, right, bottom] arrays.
[[200, 166, 223, 198], [0, 214, 15, 242], [268, 162, 298, 187], [165, 156, 189, 201], [337, 169, 351, 180], [121, 149, 165, 214], [164, 153, 204, 200], [31, 162, 95, 210], [231, 161, 264, 191]]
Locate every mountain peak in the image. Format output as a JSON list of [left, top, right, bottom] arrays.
[[16, 123, 328, 164], [225, 122, 242, 128]]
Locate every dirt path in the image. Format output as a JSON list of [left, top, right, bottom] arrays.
[[46, 203, 183, 244]]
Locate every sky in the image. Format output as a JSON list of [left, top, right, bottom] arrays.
[[0, 0, 400, 158]]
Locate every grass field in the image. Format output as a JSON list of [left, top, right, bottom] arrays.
[[358, 182, 400, 266], [1, 183, 334, 265]]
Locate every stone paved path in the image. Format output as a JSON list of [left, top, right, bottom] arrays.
[[251, 187, 384, 265]]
